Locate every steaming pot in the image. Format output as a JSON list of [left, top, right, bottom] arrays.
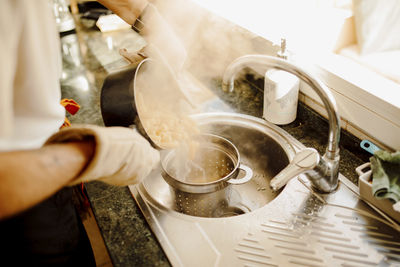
[[161, 134, 253, 217], [100, 57, 191, 149]]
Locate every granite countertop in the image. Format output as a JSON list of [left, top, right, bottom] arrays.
[[60, 17, 370, 267]]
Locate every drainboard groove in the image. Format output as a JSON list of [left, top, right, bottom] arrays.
[[342, 222, 378, 230], [281, 252, 323, 262], [237, 256, 277, 266], [332, 255, 379, 265], [369, 244, 400, 252], [292, 212, 328, 221], [317, 239, 360, 249], [323, 247, 368, 257], [238, 243, 265, 251], [293, 217, 335, 228], [261, 224, 305, 236], [288, 259, 324, 267], [342, 220, 378, 229], [308, 220, 335, 228], [234, 249, 271, 259], [261, 224, 294, 232], [236, 236, 276, 267], [261, 229, 301, 239], [363, 237, 400, 246], [310, 225, 342, 234], [268, 220, 288, 225], [357, 231, 394, 238], [275, 245, 315, 254], [310, 232, 351, 242], [243, 237, 260, 243], [335, 214, 359, 220], [268, 237, 307, 246]]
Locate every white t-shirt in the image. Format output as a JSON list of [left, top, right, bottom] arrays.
[[0, 0, 65, 151]]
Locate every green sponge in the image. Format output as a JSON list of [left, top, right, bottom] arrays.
[[371, 150, 400, 203]]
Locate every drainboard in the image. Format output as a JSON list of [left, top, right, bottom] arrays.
[[129, 112, 400, 266]]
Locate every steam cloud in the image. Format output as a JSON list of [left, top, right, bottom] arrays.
[[141, 0, 263, 95], [135, 0, 265, 182]]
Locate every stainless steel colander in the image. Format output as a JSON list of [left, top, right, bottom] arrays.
[[161, 134, 253, 217]]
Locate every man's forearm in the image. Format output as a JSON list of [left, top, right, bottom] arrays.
[[0, 140, 94, 219]]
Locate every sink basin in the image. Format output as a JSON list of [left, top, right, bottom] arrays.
[[130, 112, 400, 267], [138, 112, 297, 217]]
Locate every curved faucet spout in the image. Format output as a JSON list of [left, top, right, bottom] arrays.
[[222, 55, 341, 193]]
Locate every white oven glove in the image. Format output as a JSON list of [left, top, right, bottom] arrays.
[[45, 124, 160, 186]]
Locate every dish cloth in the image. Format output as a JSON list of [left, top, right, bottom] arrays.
[[370, 150, 400, 203]]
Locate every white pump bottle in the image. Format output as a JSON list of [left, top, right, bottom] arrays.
[[263, 39, 300, 125]]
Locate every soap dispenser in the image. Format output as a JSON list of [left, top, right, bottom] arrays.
[[263, 38, 300, 125]]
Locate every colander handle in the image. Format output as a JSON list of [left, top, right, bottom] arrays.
[[227, 164, 253, 185]]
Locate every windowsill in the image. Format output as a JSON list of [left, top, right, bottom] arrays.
[[193, 0, 400, 150], [300, 52, 400, 150], [312, 51, 400, 122]]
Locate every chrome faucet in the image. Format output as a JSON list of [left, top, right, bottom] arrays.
[[222, 55, 341, 193]]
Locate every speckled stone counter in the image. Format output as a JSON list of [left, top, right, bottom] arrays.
[[60, 18, 369, 267]]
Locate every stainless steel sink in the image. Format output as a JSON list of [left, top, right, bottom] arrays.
[[139, 112, 296, 217], [129, 112, 400, 267]]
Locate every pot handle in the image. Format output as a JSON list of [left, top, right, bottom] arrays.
[[227, 164, 253, 185]]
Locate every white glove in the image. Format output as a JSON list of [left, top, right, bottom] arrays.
[[45, 124, 160, 186]]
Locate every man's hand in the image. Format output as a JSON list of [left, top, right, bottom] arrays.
[[97, 0, 148, 25]]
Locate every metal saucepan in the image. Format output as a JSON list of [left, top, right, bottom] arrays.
[[100, 56, 193, 149], [161, 133, 253, 217], [100, 61, 139, 128]]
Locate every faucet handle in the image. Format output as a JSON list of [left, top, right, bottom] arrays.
[[270, 148, 319, 191]]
